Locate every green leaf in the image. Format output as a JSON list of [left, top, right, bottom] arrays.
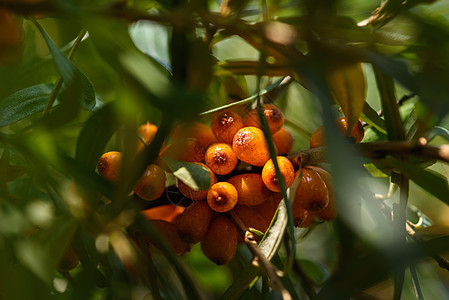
[[326, 62, 367, 130], [388, 159, 449, 205], [33, 20, 95, 111], [427, 126, 449, 143], [160, 157, 212, 191], [15, 215, 78, 284], [0, 84, 54, 127], [361, 102, 387, 134], [75, 102, 123, 170]]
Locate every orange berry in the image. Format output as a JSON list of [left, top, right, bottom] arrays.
[[158, 138, 205, 172], [272, 127, 294, 155], [97, 151, 122, 183], [293, 167, 329, 212], [177, 163, 217, 201], [232, 127, 274, 167], [292, 205, 313, 227], [134, 164, 166, 201], [253, 193, 282, 225], [307, 166, 337, 221], [243, 104, 284, 134], [227, 173, 271, 206], [205, 143, 238, 175], [136, 122, 158, 153], [172, 122, 217, 148], [0, 9, 23, 65], [310, 117, 364, 148], [211, 109, 245, 144], [176, 201, 214, 244], [207, 182, 238, 213], [142, 205, 185, 223], [261, 156, 295, 192], [150, 220, 191, 255], [201, 216, 238, 265], [57, 244, 79, 272], [233, 205, 269, 241]]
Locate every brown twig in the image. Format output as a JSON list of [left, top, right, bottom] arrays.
[[228, 210, 292, 300]]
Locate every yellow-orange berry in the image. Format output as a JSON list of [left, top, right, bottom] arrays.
[[172, 122, 217, 148], [150, 220, 191, 255], [134, 164, 166, 201], [176, 201, 214, 244], [142, 205, 185, 223], [158, 138, 205, 172], [211, 109, 245, 144], [136, 122, 158, 153], [307, 166, 337, 221], [261, 156, 295, 192], [310, 117, 364, 148], [177, 163, 217, 201], [227, 173, 271, 206], [97, 151, 122, 183], [232, 127, 274, 167], [272, 127, 294, 155], [293, 167, 329, 212], [207, 182, 238, 213], [253, 193, 282, 225], [243, 104, 284, 134], [205, 143, 238, 175], [57, 244, 79, 272], [201, 216, 238, 265], [292, 205, 313, 227]]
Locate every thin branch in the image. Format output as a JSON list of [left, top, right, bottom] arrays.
[[228, 210, 292, 300]]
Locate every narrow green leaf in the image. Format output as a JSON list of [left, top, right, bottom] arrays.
[[15, 215, 78, 284], [388, 158, 449, 205], [361, 102, 387, 133], [427, 126, 449, 142], [32, 20, 95, 111], [0, 84, 54, 127], [326, 62, 367, 130], [160, 157, 212, 191]]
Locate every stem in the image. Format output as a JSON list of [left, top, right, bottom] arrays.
[[410, 264, 425, 300], [42, 28, 88, 117]]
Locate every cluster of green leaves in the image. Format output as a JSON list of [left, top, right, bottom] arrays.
[[0, 0, 449, 299]]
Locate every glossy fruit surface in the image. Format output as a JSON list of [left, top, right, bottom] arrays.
[[97, 151, 122, 183], [243, 104, 284, 134], [293, 167, 329, 212], [136, 122, 158, 153], [253, 193, 282, 224], [261, 156, 295, 192], [207, 182, 238, 212], [176, 201, 213, 244], [200, 216, 238, 265], [177, 163, 217, 201], [232, 126, 273, 167], [232, 205, 269, 241], [134, 164, 166, 201], [227, 173, 271, 206], [272, 127, 294, 155], [211, 109, 245, 144], [205, 143, 238, 175]]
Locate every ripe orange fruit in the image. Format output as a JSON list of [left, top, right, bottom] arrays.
[[177, 163, 217, 201], [292, 205, 313, 228], [243, 104, 284, 134], [141, 205, 185, 223], [136, 122, 158, 153], [200, 216, 238, 265], [253, 193, 282, 225], [176, 201, 214, 244], [272, 127, 294, 155], [158, 138, 205, 172], [134, 164, 166, 201], [97, 151, 122, 183], [293, 167, 329, 212], [232, 205, 269, 242], [205, 143, 238, 175], [211, 109, 245, 144], [232, 127, 274, 167], [172, 121, 217, 148], [227, 173, 271, 206], [307, 166, 337, 221], [310, 117, 364, 148], [261, 156, 295, 192], [150, 220, 191, 255], [207, 182, 238, 212]]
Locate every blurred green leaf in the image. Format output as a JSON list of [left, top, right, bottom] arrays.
[[160, 157, 212, 191], [0, 84, 54, 128], [326, 62, 366, 130], [33, 20, 95, 111], [361, 102, 387, 134], [298, 258, 331, 285], [15, 215, 78, 284], [426, 126, 449, 142]]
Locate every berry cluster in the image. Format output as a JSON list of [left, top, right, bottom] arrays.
[[96, 105, 364, 266]]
